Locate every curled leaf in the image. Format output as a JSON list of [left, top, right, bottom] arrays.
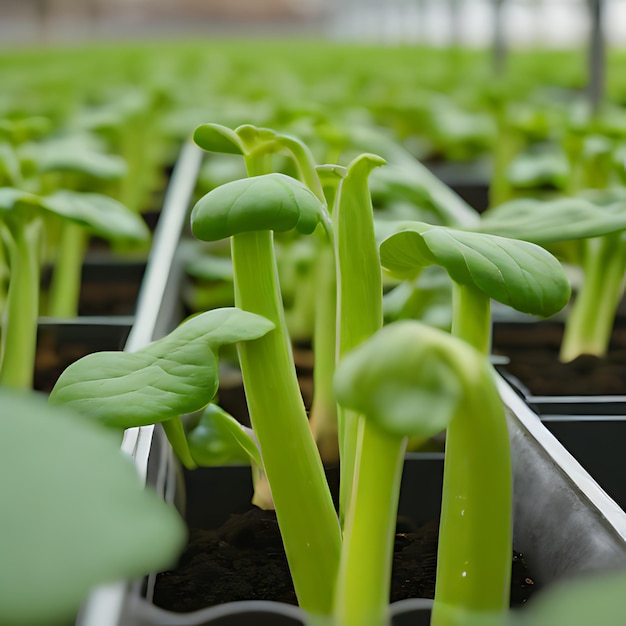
[[334, 321, 482, 438]]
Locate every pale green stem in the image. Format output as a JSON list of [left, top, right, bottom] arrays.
[[489, 102, 523, 207], [0, 219, 42, 389], [47, 220, 88, 318], [560, 234, 626, 362], [451, 283, 492, 355], [435, 283, 511, 624], [162, 416, 197, 470], [431, 362, 512, 625], [308, 241, 339, 464], [333, 419, 406, 626], [231, 229, 341, 616], [334, 157, 383, 527]]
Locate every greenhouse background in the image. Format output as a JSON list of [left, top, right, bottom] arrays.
[[4, 0, 626, 625], [0, 0, 625, 46]]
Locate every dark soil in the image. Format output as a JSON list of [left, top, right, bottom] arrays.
[[40, 259, 146, 317], [153, 507, 535, 613], [34, 323, 131, 393], [492, 321, 626, 397]]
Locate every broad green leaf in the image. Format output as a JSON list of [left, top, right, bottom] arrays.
[[380, 221, 570, 317], [480, 195, 626, 244], [188, 403, 260, 467], [49, 308, 274, 429], [23, 134, 127, 180], [41, 190, 150, 243], [194, 123, 245, 155], [334, 321, 475, 438], [191, 173, 325, 242], [0, 187, 149, 243], [0, 389, 185, 626]]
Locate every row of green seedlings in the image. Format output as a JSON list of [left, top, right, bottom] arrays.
[[48, 122, 572, 626], [0, 95, 172, 389]]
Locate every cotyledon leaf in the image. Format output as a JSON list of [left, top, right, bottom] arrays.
[[194, 123, 245, 155], [49, 308, 274, 429], [0, 187, 149, 243], [187, 403, 261, 468], [41, 190, 150, 243], [479, 195, 626, 244], [380, 221, 571, 318], [334, 321, 477, 438], [191, 172, 326, 242]]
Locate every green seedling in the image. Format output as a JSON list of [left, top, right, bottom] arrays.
[[0, 187, 148, 389], [22, 131, 132, 318], [0, 389, 185, 626], [192, 122, 343, 465], [191, 172, 341, 617], [49, 307, 273, 469], [334, 320, 512, 626], [379, 220, 571, 354], [332, 152, 386, 523], [479, 191, 626, 361]]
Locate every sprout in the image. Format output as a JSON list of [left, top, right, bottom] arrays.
[[334, 320, 512, 626], [380, 220, 571, 354], [191, 172, 341, 616]]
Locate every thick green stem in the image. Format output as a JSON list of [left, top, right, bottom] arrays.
[[560, 234, 626, 362], [231, 229, 341, 616], [431, 363, 512, 625], [0, 219, 42, 389], [451, 283, 492, 355], [334, 419, 406, 626], [434, 282, 511, 624], [47, 221, 88, 318]]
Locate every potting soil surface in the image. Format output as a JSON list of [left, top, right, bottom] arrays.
[[153, 507, 535, 613]]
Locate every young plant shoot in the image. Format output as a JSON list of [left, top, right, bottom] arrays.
[[308, 164, 345, 464], [479, 192, 626, 361], [379, 221, 571, 354], [332, 152, 386, 525], [334, 320, 512, 626], [0, 186, 148, 389], [49, 307, 274, 469], [190, 172, 342, 618]]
